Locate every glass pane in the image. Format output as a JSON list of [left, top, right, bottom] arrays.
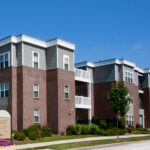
[[34, 116, 39, 123], [1, 62, 4, 69], [34, 53, 38, 61], [64, 86, 68, 92], [34, 62, 38, 68], [65, 64, 68, 70], [65, 57, 68, 63], [5, 90, 9, 97], [1, 91, 4, 98], [34, 91, 39, 98], [34, 109, 39, 116], [1, 84, 4, 90], [34, 84, 38, 91], [65, 93, 69, 99], [5, 83, 9, 90], [5, 61, 8, 68], [5, 53, 8, 61]]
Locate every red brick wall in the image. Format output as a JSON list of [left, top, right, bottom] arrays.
[[143, 88, 150, 128]]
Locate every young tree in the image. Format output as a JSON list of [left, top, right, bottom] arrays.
[[106, 81, 131, 139]]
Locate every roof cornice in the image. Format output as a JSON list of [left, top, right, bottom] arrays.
[[0, 35, 75, 50]]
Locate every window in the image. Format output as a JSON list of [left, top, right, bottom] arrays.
[[126, 114, 134, 126], [63, 55, 69, 71], [33, 83, 39, 98], [34, 108, 40, 123], [0, 83, 9, 98], [0, 52, 9, 69], [64, 85, 69, 100], [125, 71, 133, 83], [128, 93, 134, 104], [32, 52, 39, 69]]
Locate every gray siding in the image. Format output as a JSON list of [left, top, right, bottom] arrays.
[[134, 71, 138, 86], [93, 64, 115, 83], [58, 46, 74, 72], [23, 43, 46, 70], [46, 46, 57, 70], [87, 67, 94, 83], [143, 74, 150, 88], [16, 43, 22, 66], [12, 44, 17, 66]]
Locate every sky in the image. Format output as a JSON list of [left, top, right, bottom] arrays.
[[0, 0, 150, 69]]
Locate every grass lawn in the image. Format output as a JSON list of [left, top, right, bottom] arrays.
[[15, 135, 99, 145], [22, 136, 150, 150]]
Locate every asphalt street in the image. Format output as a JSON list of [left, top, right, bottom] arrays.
[[75, 140, 150, 150]]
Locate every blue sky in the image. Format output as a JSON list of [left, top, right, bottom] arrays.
[[0, 0, 150, 68]]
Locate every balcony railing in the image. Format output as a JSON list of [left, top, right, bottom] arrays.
[[75, 68, 91, 82], [75, 96, 91, 109]]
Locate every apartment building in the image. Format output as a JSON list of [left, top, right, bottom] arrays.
[[0, 34, 149, 134]]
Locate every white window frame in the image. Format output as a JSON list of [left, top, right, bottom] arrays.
[[32, 51, 40, 69], [0, 83, 9, 98], [33, 83, 39, 99], [64, 85, 69, 100], [34, 108, 40, 123], [0, 52, 10, 69], [63, 55, 69, 71], [125, 71, 133, 83], [126, 114, 134, 126]]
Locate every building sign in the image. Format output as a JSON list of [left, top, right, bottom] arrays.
[[0, 110, 11, 139]]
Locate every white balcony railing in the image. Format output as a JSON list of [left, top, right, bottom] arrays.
[[75, 96, 91, 109], [75, 68, 91, 82]]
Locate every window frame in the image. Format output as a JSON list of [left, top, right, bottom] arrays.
[[0, 52, 10, 69], [34, 108, 40, 123], [64, 85, 69, 100], [33, 83, 39, 99], [63, 55, 69, 71], [0, 82, 9, 98], [125, 71, 133, 83], [32, 51, 40, 69]]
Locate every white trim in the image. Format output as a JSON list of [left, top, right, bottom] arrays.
[[0, 52, 10, 69], [56, 45, 58, 68], [33, 83, 39, 99], [64, 85, 69, 100], [11, 43, 13, 66], [32, 51, 40, 69], [22, 42, 24, 65], [34, 108, 40, 123], [0, 35, 75, 50], [63, 54, 70, 71]]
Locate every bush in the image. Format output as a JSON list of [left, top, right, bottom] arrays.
[[14, 132, 26, 141], [99, 120, 107, 130], [136, 124, 143, 129], [28, 125, 41, 132], [28, 131, 39, 140], [22, 128, 30, 137], [40, 126, 52, 137], [88, 124, 100, 135], [92, 117, 99, 125], [118, 118, 125, 129]]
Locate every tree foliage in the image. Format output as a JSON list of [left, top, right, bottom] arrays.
[[107, 81, 131, 116]]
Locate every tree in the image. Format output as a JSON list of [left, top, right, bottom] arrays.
[[106, 81, 131, 139]]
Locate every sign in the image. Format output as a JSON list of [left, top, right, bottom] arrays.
[[0, 110, 11, 139]]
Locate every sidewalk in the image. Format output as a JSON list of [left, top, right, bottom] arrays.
[[1, 134, 150, 150]]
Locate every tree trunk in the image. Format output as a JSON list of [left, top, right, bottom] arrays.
[[116, 112, 119, 139]]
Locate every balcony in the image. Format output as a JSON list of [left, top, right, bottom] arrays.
[[75, 96, 91, 109], [75, 68, 91, 83]]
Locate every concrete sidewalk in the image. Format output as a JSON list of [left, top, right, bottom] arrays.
[[1, 134, 150, 150]]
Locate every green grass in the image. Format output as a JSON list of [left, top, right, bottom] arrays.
[[15, 135, 98, 145], [22, 136, 150, 150]]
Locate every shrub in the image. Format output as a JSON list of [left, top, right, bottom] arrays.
[[136, 124, 143, 129], [28, 131, 39, 140], [89, 124, 100, 135], [22, 128, 30, 137], [67, 124, 77, 135], [40, 126, 52, 137], [99, 120, 107, 130], [14, 132, 26, 141], [92, 117, 99, 125], [81, 125, 90, 135], [118, 118, 125, 129], [28, 125, 41, 132], [108, 122, 115, 129]]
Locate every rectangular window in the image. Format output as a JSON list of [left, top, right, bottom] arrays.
[[33, 83, 39, 98], [125, 71, 133, 83], [0, 83, 9, 98], [0, 52, 9, 69], [128, 93, 134, 104], [34, 108, 40, 123], [126, 114, 134, 126], [32, 52, 39, 69], [64, 85, 69, 100], [63, 55, 69, 71]]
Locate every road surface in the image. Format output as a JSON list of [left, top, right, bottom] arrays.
[[75, 140, 150, 150]]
